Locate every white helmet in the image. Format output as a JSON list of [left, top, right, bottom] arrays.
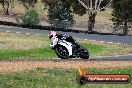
[[48, 31, 57, 39]]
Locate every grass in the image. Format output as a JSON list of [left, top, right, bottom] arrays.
[[0, 67, 132, 88], [78, 40, 132, 57], [0, 32, 49, 50], [0, 32, 132, 60], [0, 32, 57, 60], [0, 48, 56, 60]]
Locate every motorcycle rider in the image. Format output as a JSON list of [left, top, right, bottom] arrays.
[[48, 31, 80, 48], [48, 31, 89, 59]]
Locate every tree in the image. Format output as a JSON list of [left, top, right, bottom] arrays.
[[77, 0, 111, 32], [42, 0, 111, 32], [16, 8, 40, 26], [111, 0, 132, 35], [43, 0, 74, 28], [17, 0, 37, 10], [0, 0, 14, 15]]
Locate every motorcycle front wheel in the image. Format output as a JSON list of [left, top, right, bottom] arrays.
[[55, 45, 69, 59]]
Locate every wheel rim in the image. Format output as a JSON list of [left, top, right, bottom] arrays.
[[57, 46, 69, 57], [80, 49, 89, 56], [81, 50, 87, 53]]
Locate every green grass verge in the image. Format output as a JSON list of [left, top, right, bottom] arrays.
[[0, 48, 56, 60], [0, 67, 131, 88], [0, 42, 109, 60]]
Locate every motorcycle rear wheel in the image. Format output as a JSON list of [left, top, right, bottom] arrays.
[[79, 48, 89, 59]]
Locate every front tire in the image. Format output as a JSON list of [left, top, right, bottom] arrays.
[[55, 46, 69, 59]]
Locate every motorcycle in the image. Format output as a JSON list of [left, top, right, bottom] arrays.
[[50, 37, 89, 59]]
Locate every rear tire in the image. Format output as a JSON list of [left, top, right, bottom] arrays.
[[55, 46, 69, 59], [79, 48, 89, 59]]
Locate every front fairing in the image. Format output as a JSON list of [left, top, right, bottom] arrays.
[[50, 37, 58, 49]]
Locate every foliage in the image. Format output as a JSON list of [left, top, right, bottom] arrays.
[[112, 0, 132, 24], [42, 0, 111, 32], [70, 0, 87, 16], [47, 0, 74, 28], [16, 9, 40, 26], [17, 0, 37, 10], [42, 0, 110, 16], [111, 0, 132, 35]]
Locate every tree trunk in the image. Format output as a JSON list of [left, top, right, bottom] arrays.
[[88, 10, 97, 33], [2, 1, 10, 15], [5, 9, 9, 15], [88, 21, 93, 32], [123, 21, 128, 35]]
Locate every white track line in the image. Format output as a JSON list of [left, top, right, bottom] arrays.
[[107, 42, 113, 44], [99, 41, 104, 43], [6, 31, 10, 32], [75, 38, 125, 46], [26, 33, 30, 35], [35, 34, 40, 36], [115, 43, 121, 45], [16, 32, 20, 34], [90, 40, 96, 42], [84, 39, 88, 41]]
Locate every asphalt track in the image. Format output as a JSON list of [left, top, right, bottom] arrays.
[[0, 26, 132, 60], [0, 26, 132, 44]]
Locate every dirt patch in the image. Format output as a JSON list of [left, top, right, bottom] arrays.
[[0, 60, 132, 73]]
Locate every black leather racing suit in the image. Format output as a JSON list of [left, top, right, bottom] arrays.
[[56, 34, 77, 46], [56, 34, 80, 57]]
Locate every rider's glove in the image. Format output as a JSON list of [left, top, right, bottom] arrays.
[[62, 34, 67, 40]]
